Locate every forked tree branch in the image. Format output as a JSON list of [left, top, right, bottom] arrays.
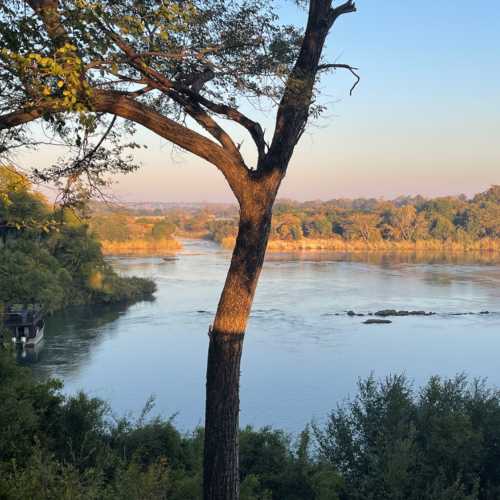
[[92, 19, 253, 169], [103, 23, 267, 167], [90, 92, 251, 202], [181, 91, 267, 166], [168, 90, 247, 167], [329, 0, 357, 23]]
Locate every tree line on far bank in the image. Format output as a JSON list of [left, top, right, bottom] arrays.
[[89, 186, 500, 250]]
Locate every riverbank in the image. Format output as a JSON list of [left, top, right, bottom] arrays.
[[100, 238, 182, 255], [219, 236, 500, 253], [98, 234, 500, 257]]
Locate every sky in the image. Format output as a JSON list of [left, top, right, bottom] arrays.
[[18, 0, 500, 203]]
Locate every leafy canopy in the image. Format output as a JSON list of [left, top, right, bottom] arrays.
[[0, 1, 357, 202], [0, 1, 301, 175]]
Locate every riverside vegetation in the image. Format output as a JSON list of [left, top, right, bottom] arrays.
[[0, 167, 155, 313], [2, 345, 500, 500], [90, 186, 500, 255]]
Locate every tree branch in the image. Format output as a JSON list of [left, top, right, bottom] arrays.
[[27, 0, 70, 48], [168, 90, 247, 168], [88, 14, 267, 167], [317, 63, 360, 95], [0, 92, 251, 203], [72, 114, 117, 171], [265, 0, 357, 170], [329, 0, 357, 24], [183, 92, 267, 166], [25, 2, 265, 171]]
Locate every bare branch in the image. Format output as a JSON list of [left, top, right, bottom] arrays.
[[168, 90, 247, 167], [73, 115, 117, 170], [317, 63, 360, 95], [186, 93, 267, 166]]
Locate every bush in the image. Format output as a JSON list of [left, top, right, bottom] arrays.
[[2, 346, 500, 500], [314, 374, 500, 500]]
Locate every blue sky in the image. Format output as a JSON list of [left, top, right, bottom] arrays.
[[24, 0, 500, 202]]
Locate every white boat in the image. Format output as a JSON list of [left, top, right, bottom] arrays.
[[4, 304, 45, 347]]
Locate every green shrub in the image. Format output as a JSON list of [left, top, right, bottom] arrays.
[[314, 374, 500, 500], [3, 345, 500, 499]]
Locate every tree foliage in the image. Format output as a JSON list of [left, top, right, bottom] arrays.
[[0, 166, 155, 312], [0, 0, 358, 204]]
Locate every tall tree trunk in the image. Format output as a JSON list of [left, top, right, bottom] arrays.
[[203, 201, 273, 500]]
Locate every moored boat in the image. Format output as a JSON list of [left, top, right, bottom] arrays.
[[3, 304, 45, 347]]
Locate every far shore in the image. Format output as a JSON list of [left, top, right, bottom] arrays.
[[100, 238, 182, 256], [100, 235, 500, 257], [220, 236, 500, 253]]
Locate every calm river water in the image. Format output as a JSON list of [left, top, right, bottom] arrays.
[[26, 239, 500, 432]]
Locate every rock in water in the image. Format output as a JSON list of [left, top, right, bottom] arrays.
[[374, 309, 435, 317], [375, 309, 398, 317], [364, 319, 392, 325]]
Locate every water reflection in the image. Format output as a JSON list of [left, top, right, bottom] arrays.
[[266, 250, 500, 266], [16, 339, 46, 364], [28, 303, 131, 380]]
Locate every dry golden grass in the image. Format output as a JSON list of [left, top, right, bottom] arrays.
[[100, 238, 182, 256], [220, 236, 500, 253]]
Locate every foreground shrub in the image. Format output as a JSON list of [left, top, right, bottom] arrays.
[[2, 346, 500, 499], [315, 374, 500, 500]]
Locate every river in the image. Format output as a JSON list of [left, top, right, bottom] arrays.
[[25, 239, 500, 432]]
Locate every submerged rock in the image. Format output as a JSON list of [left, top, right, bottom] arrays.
[[347, 310, 365, 317], [375, 309, 435, 317], [375, 309, 398, 317], [364, 319, 392, 325], [340, 309, 494, 319]]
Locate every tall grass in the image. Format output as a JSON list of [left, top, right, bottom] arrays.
[[220, 236, 500, 253], [100, 238, 182, 255]]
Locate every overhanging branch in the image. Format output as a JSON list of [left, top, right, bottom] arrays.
[[0, 91, 251, 204]]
